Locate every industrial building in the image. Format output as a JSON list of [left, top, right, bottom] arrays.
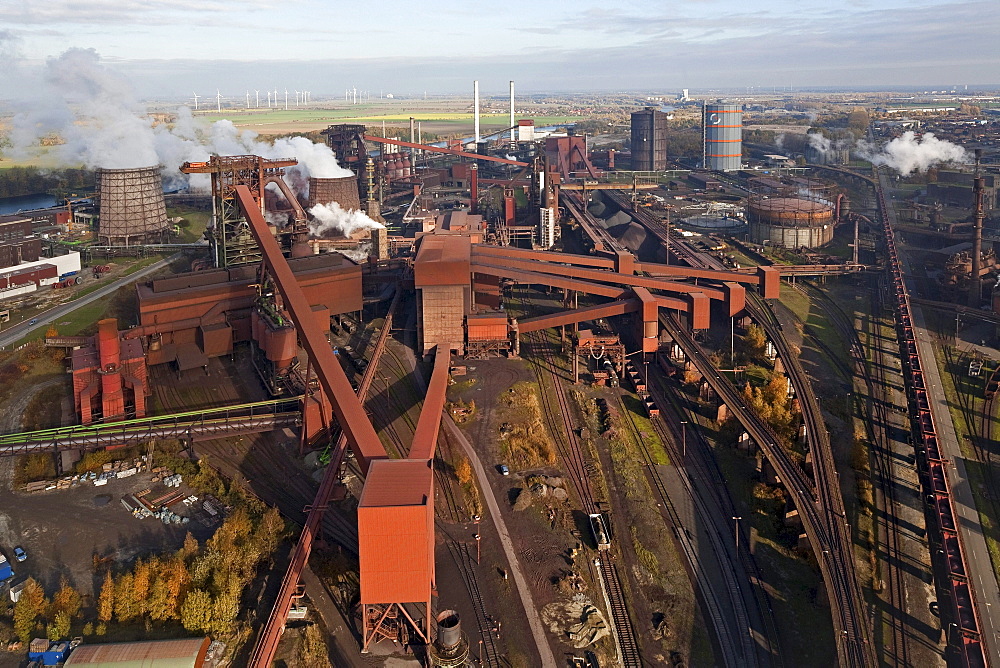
[[0, 214, 41, 268], [631, 107, 669, 171], [0, 252, 81, 301], [96, 166, 170, 246], [72, 318, 149, 425], [704, 102, 743, 171], [63, 637, 213, 667]]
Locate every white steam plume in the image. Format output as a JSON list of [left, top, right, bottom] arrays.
[[309, 202, 384, 238], [807, 133, 832, 155], [856, 131, 969, 175], [5, 47, 352, 192]]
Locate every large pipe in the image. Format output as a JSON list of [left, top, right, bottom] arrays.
[[474, 80, 480, 144], [509, 80, 515, 144], [470, 163, 478, 215]]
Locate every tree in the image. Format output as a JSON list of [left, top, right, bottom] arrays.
[[743, 324, 767, 361], [131, 559, 152, 617], [97, 572, 115, 623], [180, 589, 213, 633], [13, 578, 48, 642], [454, 458, 473, 486], [114, 572, 138, 622], [179, 532, 200, 561], [298, 622, 331, 667], [50, 578, 81, 620], [46, 612, 70, 640]]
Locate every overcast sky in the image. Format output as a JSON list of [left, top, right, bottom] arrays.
[[0, 0, 997, 98]]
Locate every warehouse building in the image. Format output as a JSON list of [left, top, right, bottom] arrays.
[[63, 637, 214, 667]]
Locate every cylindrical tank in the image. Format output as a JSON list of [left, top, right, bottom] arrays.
[[630, 107, 668, 171], [97, 165, 169, 245], [308, 176, 361, 212], [401, 155, 412, 177], [436, 610, 462, 650], [429, 609, 469, 667], [704, 103, 742, 172], [748, 197, 834, 248]]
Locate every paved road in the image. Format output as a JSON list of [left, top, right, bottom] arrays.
[[441, 416, 557, 668], [884, 171, 1000, 662], [0, 256, 176, 349]]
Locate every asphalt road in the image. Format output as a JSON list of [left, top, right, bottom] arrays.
[[0, 256, 175, 350]]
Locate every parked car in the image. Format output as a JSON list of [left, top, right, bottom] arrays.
[[13, 547, 25, 562], [498, 464, 510, 476]]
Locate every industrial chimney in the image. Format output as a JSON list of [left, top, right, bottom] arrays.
[[474, 80, 480, 144], [96, 166, 169, 246], [969, 148, 985, 307], [428, 610, 470, 667]]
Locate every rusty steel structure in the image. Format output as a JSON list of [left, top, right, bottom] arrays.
[[308, 176, 362, 212], [96, 166, 169, 245], [235, 186, 453, 666], [181, 156, 305, 268]]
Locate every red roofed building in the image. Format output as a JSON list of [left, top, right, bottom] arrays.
[[357, 458, 434, 650], [72, 318, 149, 424]]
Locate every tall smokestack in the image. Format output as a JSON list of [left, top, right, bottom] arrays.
[[474, 80, 480, 144], [510, 80, 515, 144], [970, 148, 985, 307]]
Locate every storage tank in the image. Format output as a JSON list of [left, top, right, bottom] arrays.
[[630, 107, 668, 171], [704, 103, 742, 171], [96, 166, 169, 245], [308, 176, 361, 212], [748, 197, 835, 248]]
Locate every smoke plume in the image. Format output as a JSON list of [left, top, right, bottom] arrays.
[[308, 202, 384, 238], [856, 131, 969, 175], [807, 133, 832, 155], [5, 47, 352, 191]]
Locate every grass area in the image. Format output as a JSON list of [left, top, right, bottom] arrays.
[[496, 381, 556, 469], [167, 207, 210, 244], [619, 394, 669, 465], [778, 282, 811, 322]]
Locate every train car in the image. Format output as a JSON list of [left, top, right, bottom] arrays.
[[644, 397, 660, 418], [589, 513, 611, 551]]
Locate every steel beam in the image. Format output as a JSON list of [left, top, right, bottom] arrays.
[[362, 135, 529, 166], [235, 185, 386, 473], [516, 299, 640, 334], [408, 345, 451, 460]]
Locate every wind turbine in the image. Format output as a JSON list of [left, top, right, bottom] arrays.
[[215, 89, 223, 113], [273, 88, 278, 108], [294, 90, 300, 106], [245, 91, 250, 108], [267, 91, 272, 107], [284, 89, 288, 111], [255, 90, 260, 108], [192, 92, 201, 111]]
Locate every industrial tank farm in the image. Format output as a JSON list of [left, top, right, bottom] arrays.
[[747, 196, 835, 248]]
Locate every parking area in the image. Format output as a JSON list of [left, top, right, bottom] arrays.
[[0, 457, 220, 600]]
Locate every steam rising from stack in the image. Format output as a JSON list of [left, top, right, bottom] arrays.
[[856, 131, 969, 175]]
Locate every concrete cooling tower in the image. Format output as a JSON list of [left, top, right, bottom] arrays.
[[308, 176, 361, 212], [97, 166, 169, 246]]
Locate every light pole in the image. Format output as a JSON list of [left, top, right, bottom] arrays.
[[733, 516, 742, 550], [474, 533, 481, 564], [681, 420, 688, 458]]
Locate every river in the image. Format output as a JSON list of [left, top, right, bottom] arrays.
[[0, 194, 58, 216]]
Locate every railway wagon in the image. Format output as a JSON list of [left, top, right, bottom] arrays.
[[589, 512, 611, 551]]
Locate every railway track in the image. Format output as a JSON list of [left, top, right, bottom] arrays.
[[513, 289, 641, 666], [595, 557, 642, 668], [803, 278, 912, 666], [614, 390, 756, 667]]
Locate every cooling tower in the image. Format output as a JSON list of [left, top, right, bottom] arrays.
[[308, 176, 361, 212], [97, 166, 169, 245]]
